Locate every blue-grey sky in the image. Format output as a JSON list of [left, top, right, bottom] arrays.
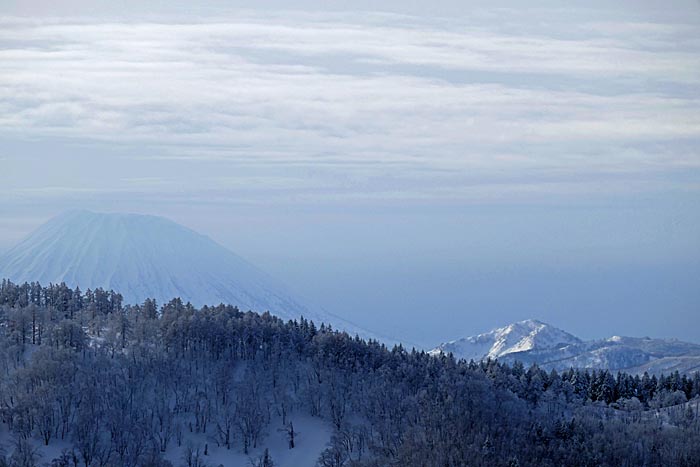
[[1, 0, 699, 346]]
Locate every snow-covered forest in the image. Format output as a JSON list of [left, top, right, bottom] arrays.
[[1, 280, 699, 467]]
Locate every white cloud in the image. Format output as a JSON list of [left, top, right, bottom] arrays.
[[0, 10, 698, 203]]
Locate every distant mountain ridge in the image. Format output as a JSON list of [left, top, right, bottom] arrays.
[[430, 319, 700, 375], [0, 210, 367, 336], [429, 319, 582, 362]]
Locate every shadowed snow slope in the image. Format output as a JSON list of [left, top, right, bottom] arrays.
[[0, 210, 361, 333], [430, 320, 700, 374]]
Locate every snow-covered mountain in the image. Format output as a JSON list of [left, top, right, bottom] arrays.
[[428, 319, 582, 361], [0, 210, 363, 334], [501, 335, 700, 374], [430, 320, 700, 374]]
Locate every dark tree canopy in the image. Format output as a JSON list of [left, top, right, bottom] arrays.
[[0, 279, 699, 467]]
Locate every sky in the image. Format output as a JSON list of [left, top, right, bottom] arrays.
[[1, 0, 699, 346]]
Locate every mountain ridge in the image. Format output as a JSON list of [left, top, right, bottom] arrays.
[[430, 319, 700, 374]]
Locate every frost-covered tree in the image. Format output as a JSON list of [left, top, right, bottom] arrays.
[[0, 280, 699, 467]]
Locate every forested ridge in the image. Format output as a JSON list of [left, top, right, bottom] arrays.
[[1, 280, 699, 467]]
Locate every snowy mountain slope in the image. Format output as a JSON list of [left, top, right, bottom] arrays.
[[428, 319, 582, 361], [431, 321, 700, 374], [630, 356, 700, 375], [0, 210, 364, 334], [500, 336, 700, 374]]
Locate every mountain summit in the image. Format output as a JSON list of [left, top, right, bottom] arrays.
[[0, 210, 354, 330], [429, 319, 581, 361]]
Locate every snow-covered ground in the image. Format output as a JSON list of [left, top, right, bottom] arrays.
[[0, 356, 333, 467], [0, 410, 331, 467], [162, 415, 331, 467], [0, 423, 73, 466]]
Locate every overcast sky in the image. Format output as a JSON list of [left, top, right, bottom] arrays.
[[1, 0, 699, 346]]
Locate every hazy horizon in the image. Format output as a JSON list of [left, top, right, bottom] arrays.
[[2, 207, 698, 347], [1, 0, 699, 346]]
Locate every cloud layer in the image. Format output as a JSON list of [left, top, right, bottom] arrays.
[[1, 9, 699, 204]]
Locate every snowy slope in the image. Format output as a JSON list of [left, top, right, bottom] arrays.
[[428, 319, 581, 361], [162, 414, 332, 467], [500, 336, 700, 374], [0, 383, 332, 467], [0, 210, 363, 334], [430, 321, 700, 374]]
